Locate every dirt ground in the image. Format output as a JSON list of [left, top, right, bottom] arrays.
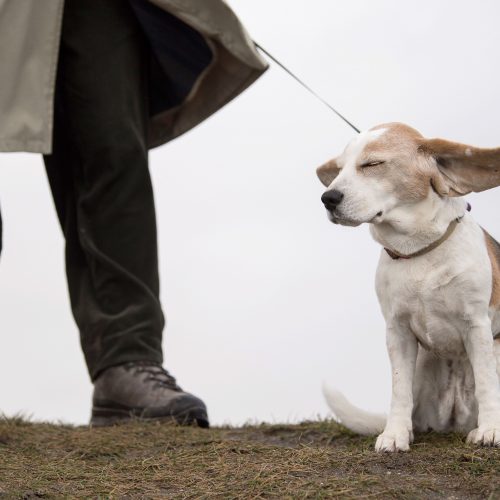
[[0, 417, 498, 498]]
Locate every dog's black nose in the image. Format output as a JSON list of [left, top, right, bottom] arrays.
[[321, 190, 344, 210]]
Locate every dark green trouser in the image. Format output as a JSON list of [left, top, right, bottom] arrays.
[[43, 0, 165, 381]]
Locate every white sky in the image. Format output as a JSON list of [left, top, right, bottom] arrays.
[[1, 0, 500, 426]]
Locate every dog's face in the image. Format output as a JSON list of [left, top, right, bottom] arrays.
[[317, 122, 500, 226]]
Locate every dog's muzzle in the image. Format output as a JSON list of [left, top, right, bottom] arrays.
[[321, 189, 344, 211]]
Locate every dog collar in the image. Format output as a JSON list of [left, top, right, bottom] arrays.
[[384, 201, 471, 260], [384, 216, 463, 260]]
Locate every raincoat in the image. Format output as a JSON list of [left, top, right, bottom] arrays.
[[0, 0, 268, 154]]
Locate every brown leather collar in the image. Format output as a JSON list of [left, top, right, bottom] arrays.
[[384, 216, 463, 260]]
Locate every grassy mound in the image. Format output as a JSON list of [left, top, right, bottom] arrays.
[[0, 417, 498, 498]]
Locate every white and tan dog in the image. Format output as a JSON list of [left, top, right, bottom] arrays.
[[318, 123, 500, 452]]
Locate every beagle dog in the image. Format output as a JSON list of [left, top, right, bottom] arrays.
[[318, 123, 500, 452]]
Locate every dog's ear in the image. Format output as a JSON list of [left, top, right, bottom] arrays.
[[316, 158, 341, 187], [419, 138, 500, 196]]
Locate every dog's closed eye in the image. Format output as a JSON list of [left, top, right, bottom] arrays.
[[360, 160, 385, 169]]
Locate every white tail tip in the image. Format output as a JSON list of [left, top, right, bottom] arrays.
[[322, 382, 386, 436]]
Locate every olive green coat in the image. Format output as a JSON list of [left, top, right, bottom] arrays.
[[0, 0, 268, 154]]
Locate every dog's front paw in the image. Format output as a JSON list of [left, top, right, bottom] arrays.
[[466, 424, 500, 447], [375, 427, 413, 452]]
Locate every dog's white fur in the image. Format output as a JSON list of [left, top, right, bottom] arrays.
[[318, 123, 500, 451]]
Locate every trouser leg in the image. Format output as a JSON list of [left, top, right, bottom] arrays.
[[43, 0, 164, 381]]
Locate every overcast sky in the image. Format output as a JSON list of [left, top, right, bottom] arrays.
[[1, 0, 500, 426]]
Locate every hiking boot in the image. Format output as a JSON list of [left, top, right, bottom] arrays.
[[90, 362, 209, 428]]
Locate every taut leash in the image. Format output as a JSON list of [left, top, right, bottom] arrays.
[[254, 42, 361, 134]]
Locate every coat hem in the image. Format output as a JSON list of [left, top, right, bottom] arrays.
[[0, 139, 51, 154], [148, 65, 267, 150]]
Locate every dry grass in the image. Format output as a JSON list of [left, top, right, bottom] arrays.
[[0, 416, 499, 498]]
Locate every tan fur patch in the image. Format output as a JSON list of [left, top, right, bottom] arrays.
[[317, 158, 340, 187], [483, 229, 500, 308], [419, 138, 500, 196], [358, 124, 431, 202]]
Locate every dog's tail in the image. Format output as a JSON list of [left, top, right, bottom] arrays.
[[322, 383, 386, 436]]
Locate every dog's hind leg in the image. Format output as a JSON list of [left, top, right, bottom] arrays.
[[495, 338, 500, 380], [412, 348, 477, 434]]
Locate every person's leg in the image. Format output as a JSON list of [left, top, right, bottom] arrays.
[[44, 0, 164, 379], [44, 0, 208, 427]]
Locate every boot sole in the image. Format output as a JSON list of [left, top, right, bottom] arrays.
[[90, 405, 209, 428]]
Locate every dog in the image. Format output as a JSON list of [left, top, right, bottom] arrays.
[[317, 123, 500, 452]]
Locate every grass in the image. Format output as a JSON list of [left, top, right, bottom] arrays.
[[0, 416, 499, 498]]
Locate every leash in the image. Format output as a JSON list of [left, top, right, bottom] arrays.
[[254, 42, 361, 134]]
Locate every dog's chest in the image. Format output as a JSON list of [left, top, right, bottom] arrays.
[[376, 250, 490, 357]]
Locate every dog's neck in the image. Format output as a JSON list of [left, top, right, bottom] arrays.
[[369, 196, 467, 256]]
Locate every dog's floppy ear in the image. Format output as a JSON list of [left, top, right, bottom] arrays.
[[316, 158, 341, 187], [419, 138, 500, 196]]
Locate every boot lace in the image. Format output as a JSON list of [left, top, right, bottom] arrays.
[[125, 362, 181, 391]]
